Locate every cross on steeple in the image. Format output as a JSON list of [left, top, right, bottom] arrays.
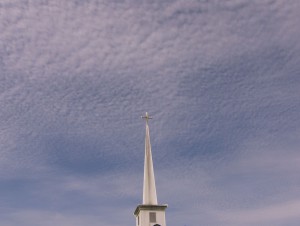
[[141, 112, 153, 123]]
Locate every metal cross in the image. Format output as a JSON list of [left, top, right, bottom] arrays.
[[141, 112, 153, 122]]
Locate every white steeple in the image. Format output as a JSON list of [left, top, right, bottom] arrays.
[[134, 112, 167, 226], [142, 112, 158, 205]]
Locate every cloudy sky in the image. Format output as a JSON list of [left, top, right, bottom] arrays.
[[1, 0, 300, 226]]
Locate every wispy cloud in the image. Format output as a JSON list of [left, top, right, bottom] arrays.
[[217, 199, 300, 225]]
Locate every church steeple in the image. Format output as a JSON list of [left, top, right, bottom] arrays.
[[142, 112, 158, 205], [134, 112, 167, 226]]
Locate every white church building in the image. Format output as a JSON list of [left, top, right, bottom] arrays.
[[134, 113, 168, 226]]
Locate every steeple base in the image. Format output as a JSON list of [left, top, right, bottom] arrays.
[[134, 204, 168, 226]]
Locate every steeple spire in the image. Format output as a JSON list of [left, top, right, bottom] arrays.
[[134, 113, 167, 226], [142, 112, 158, 205]]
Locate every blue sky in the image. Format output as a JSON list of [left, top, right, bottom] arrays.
[[0, 0, 300, 226]]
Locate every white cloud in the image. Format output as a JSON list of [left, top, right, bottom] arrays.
[[217, 199, 300, 225], [1, 209, 115, 226]]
